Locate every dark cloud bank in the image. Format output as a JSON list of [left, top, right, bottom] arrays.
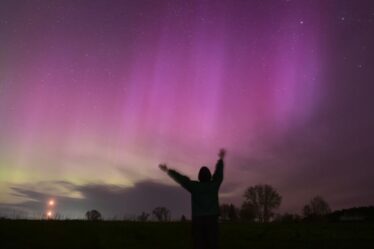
[[0, 177, 242, 219], [0, 181, 192, 219]]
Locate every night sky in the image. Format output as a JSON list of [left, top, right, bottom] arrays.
[[1, 0, 374, 219]]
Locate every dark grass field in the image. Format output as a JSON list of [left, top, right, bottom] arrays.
[[1, 220, 374, 249]]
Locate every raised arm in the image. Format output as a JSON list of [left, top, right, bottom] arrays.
[[159, 164, 192, 192], [212, 149, 225, 186]]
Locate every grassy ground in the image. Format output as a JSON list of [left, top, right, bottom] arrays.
[[1, 220, 374, 249]]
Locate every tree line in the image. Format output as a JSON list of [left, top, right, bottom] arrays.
[[84, 183, 374, 223], [220, 184, 332, 223], [85, 183, 339, 222], [85, 206, 172, 222]]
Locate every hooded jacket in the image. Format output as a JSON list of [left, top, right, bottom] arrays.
[[167, 159, 224, 217]]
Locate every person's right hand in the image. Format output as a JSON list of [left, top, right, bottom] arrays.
[[159, 163, 168, 172], [218, 148, 226, 159]]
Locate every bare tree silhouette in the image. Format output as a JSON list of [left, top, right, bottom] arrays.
[[152, 207, 170, 222], [240, 202, 257, 222], [137, 211, 150, 222], [180, 215, 187, 222], [85, 210, 102, 221], [243, 184, 282, 223], [220, 204, 238, 221], [303, 196, 331, 218]]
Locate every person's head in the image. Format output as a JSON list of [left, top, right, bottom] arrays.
[[198, 166, 211, 182]]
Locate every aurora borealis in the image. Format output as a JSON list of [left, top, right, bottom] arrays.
[[1, 0, 374, 219]]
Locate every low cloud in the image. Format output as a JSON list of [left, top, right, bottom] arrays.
[[0, 180, 191, 219]]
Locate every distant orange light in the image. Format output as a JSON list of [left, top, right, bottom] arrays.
[[48, 199, 55, 206], [47, 211, 53, 218]]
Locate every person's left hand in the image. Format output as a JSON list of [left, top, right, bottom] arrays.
[[218, 148, 226, 159], [159, 163, 168, 172]]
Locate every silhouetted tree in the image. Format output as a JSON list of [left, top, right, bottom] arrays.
[[303, 196, 331, 218], [137, 211, 150, 222], [243, 184, 282, 223], [152, 207, 170, 221], [85, 210, 102, 221], [181, 215, 187, 222], [220, 203, 239, 221], [228, 204, 238, 221], [274, 213, 301, 223], [239, 202, 256, 222], [54, 213, 62, 220], [220, 204, 238, 221], [327, 206, 374, 222], [220, 204, 231, 221]]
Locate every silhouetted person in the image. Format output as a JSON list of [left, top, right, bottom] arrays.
[[159, 148, 226, 249]]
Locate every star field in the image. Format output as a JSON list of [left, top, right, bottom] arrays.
[[0, 0, 373, 218]]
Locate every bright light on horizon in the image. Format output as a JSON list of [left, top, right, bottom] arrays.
[[48, 199, 55, 206], [47, 211, 53, 218]]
